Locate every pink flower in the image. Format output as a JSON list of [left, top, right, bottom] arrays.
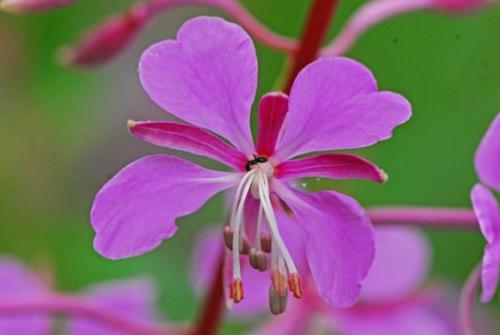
[[470, 113, 500, 303], [91, 16, 411, 308], [0, 0, 74, 13], [0, 256, 158, 335], [246, 227, 455, 334]]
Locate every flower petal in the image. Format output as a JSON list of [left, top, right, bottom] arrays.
[[139, 16, 257, 154], [361, 227, 431, 303], [474, 113, 500, 192], [128, 120, 247, 170], [256, 92, 288, 157], [470, 184, 500, 302], [471, 184, 500, 245], [248, 301, 311, 335], [275, 57, 411, 160], [0, 257, 51, 335], [337, 304, 452, 335], [276, 153, 387, 183], [68, 278, 158, 335], [91, 154, 239, 259], [274, 184, 375, 307]]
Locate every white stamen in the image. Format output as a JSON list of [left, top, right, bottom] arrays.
[[232, 170, 255, 279], [257, 173, 298, 274], [229, 171, 254, 230]]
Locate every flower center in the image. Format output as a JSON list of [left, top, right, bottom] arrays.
[[225, 156, 302, 313]]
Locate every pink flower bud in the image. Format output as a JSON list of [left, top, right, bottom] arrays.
[[60, 5, 150, 67], [0, 0, 74, 13]]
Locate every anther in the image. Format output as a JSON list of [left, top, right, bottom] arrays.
[[230, 279, 244, 303], [260, 234, 272, 253], [249, 248, 268, 272], [269, 285, 288, 315], [288, 273, 303, 299], [271, 268, 288, 297], [224, 226, 251, 254]]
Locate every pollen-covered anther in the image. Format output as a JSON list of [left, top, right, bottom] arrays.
[[271, 268, 288, 296], [230, 278, 244, 303], [288, 273, 303, 299], [269, 285, 288, 315], [249, 248, 268, 271]]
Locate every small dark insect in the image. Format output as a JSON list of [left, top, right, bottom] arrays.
[[245, 155, 268, 171]]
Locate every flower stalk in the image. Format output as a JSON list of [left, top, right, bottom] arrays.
[[368, 207, 478, 229], [0, 293, 176, 335], [283, 0, 340, 93]]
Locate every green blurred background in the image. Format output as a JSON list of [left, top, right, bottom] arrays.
[[0, 0, 499, 332]]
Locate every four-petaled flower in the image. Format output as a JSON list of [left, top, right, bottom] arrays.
[[91, 16, 411, 308], [470, 113, 500, 302]]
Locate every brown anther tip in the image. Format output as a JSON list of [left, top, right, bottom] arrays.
[[249, 248, 268, 272], [269, 285, 288, 315], [288, 274, 303, 299], [260, 234, 272, 253], [230, 279, 244, 303]]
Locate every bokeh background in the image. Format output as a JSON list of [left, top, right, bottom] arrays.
[[0, 0, 499, 333]]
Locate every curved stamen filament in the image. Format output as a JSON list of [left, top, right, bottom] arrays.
[[257, 173, 298, 275], [232, 171, 255, 281]]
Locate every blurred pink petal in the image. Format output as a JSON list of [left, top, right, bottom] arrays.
[[128, 120, 247, 170], [474, 113, 500, 192], [276, 153, 387, 183], [91, 154, 239, 259], [139, 16, 257, 154], [275, 57, 411, 160], [68, 278, 158, 335], [0, 257, 51, 335], [248, 301, 312, 335], [470, 184, 500, 302], [337, 304, 452, 335], [361, 227, 431, 303]]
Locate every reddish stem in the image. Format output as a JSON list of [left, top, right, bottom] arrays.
[[192, 252, 225, 335], [0, 293, 175, 335], [368, 207, 478, 229], [283, 0, 340, 93]]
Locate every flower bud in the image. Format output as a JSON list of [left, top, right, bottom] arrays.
[[60, 4, 150, 66], [0, 0, 74, 13]]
